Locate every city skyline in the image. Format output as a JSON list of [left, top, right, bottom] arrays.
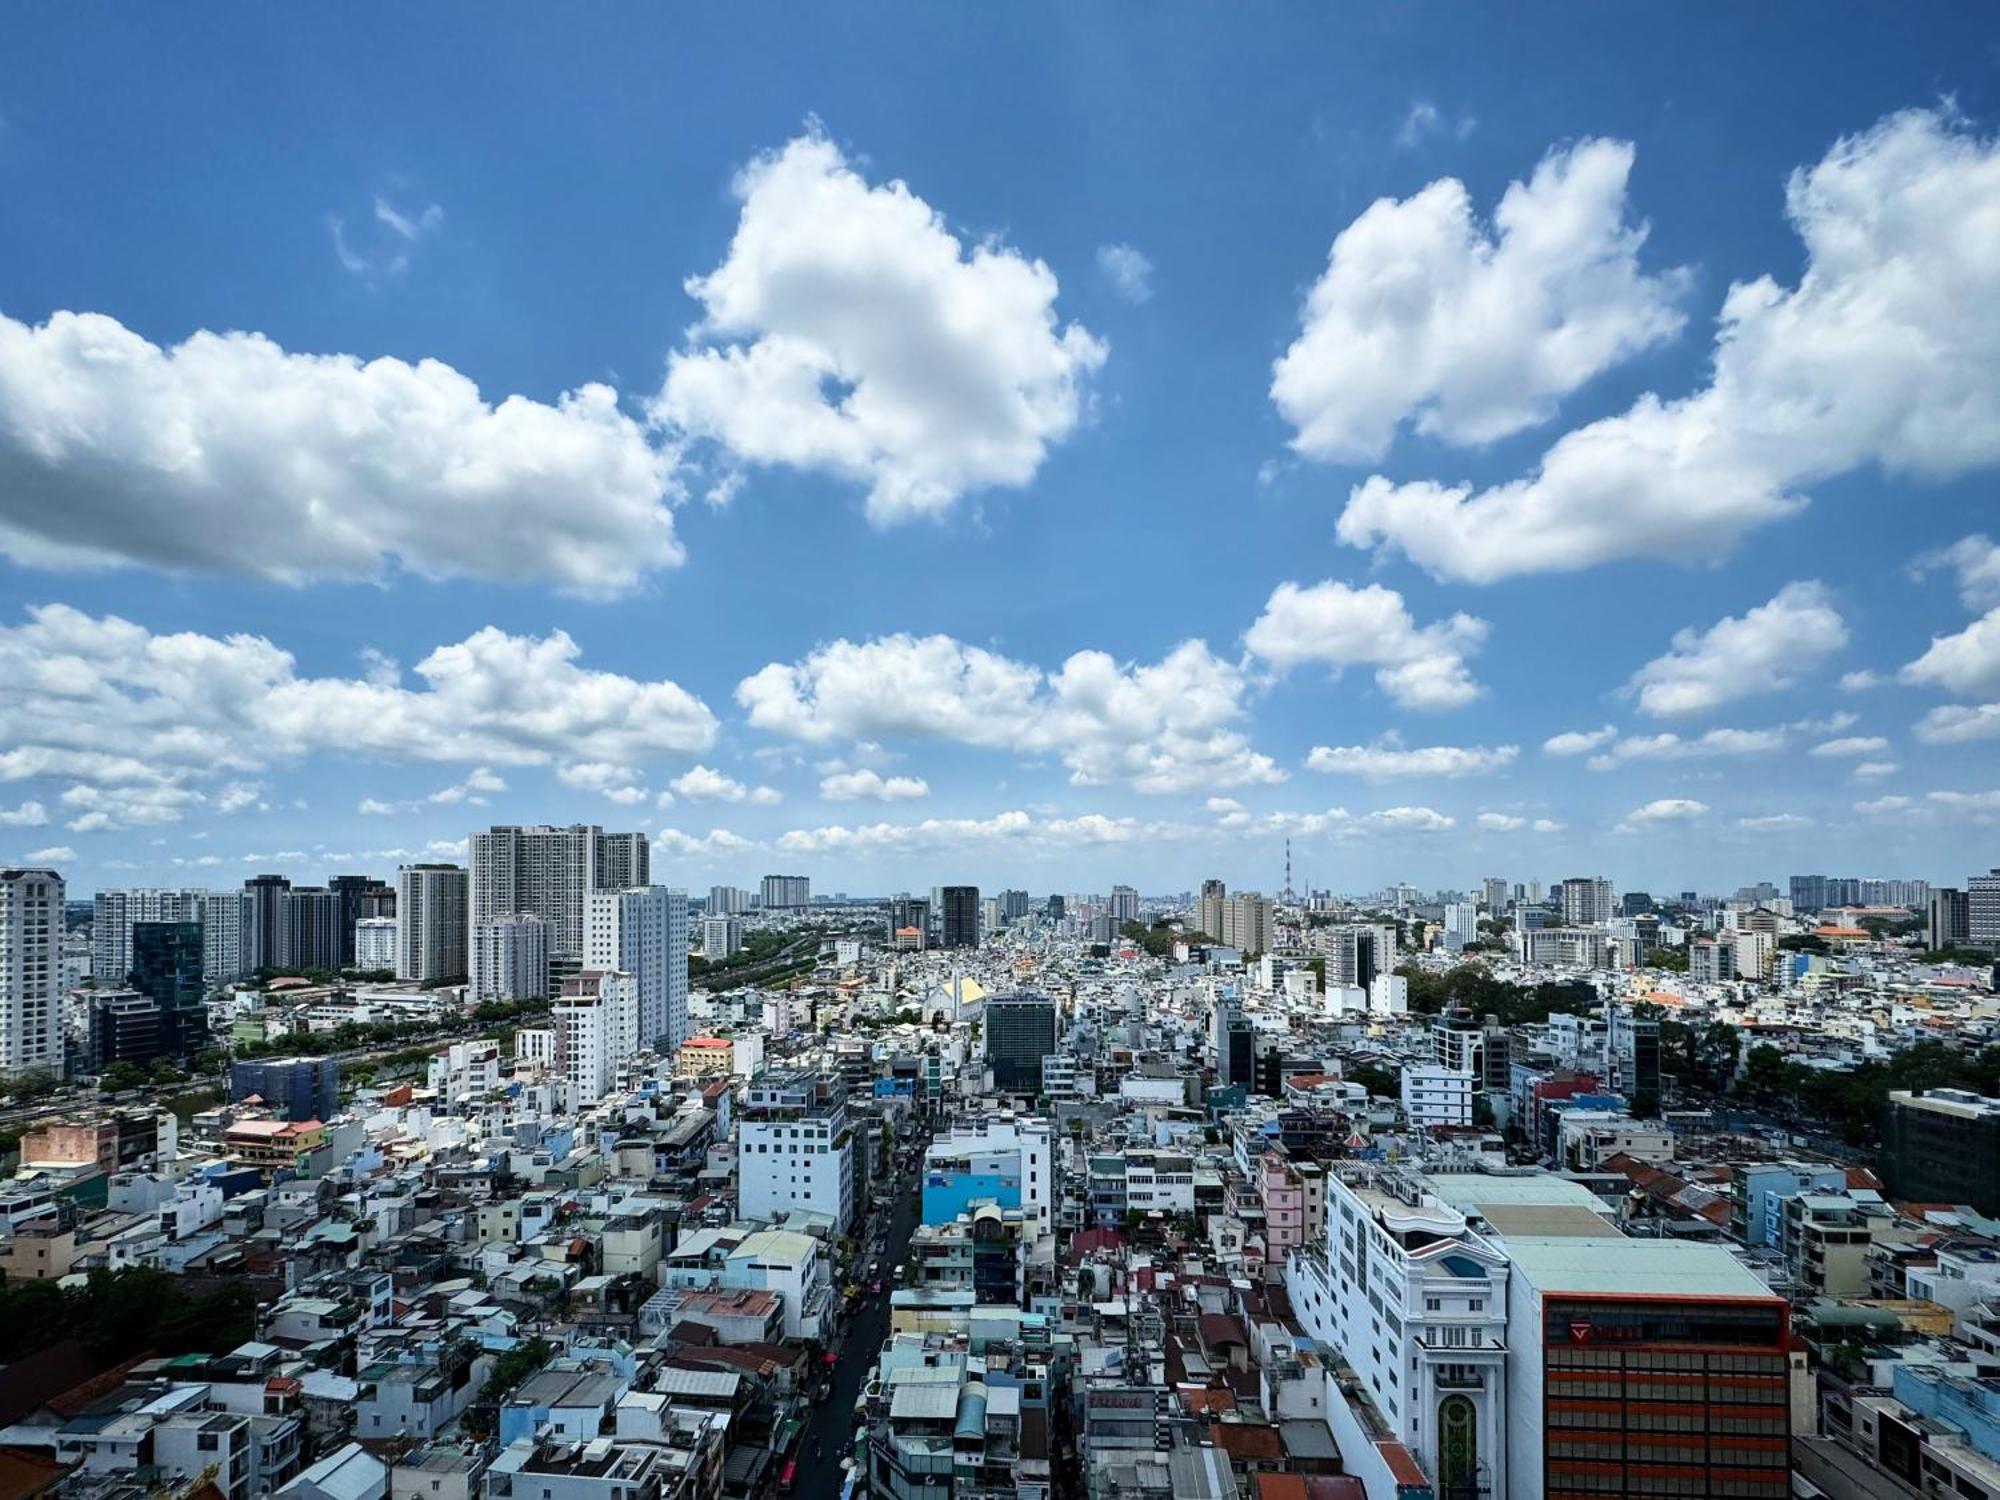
[[5, 9, 2000, 893]]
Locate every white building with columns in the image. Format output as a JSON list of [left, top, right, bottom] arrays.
[[1286, 1164, 1511, 1500]]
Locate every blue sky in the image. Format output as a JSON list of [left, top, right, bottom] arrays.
[[3, 5, 1999, 896]]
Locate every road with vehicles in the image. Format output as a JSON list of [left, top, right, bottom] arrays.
[[788, 1122, 931, 1498]]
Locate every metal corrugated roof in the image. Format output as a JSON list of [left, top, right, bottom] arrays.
[[890, 1383, 963, 1420]]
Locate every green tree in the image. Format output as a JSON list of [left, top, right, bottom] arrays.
[[1345, 1061, 1400, 1098], [5, 1070, 59, 1103], [461, 1337, 556, 1440], [1739, 1044, 1789, 1102], [98, 1060, 147, 1093], [148, 1057, 188, 1086], [1920, 947, 1993, 965]]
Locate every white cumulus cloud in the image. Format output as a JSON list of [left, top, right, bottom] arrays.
[[1738, 813, 1813, 832], [1628, 583, 1847, 718], [1810, 735, 1888, 758], [1244, 579, 1488, 710], [1587, 727, 1788, 770], [1304, 736, 1516, 779], [0, 310, 680, 592], [1914, 535, 2000, 612], [1915, 703, 2000, 744], [653, 827, 757, 858], [1336, 110, 2000, 581], [1476, 811, 1565, 833], [0, 604, 714, 829], [776, 808, 1191, 857], [1273, 137, 1684, 461], [819, 769, 930, 802], [739, 634, 1280, 794], [654, 130, 1106, 524], [668, 765, 780, 805], [1903, 608, 2000, 699], [1366, 805, 1455, 833], [1544, 725, 1617, 756], [1615, 798, 1709, 831]]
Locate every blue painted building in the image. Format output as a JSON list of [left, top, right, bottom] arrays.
[[1733, 1161, 1848, 1247]]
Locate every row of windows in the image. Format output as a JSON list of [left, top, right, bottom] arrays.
[[1549, 1446, 1787, 1468], [1548, 1476, 1786, 1498], [1550, 1378, 1784, 1403], [1550, 1411, 1785, 1434], [1549, 1350, 1787, 1372]]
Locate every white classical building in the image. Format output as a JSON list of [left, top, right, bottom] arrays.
[[1286, 1164, 1512, 1499]]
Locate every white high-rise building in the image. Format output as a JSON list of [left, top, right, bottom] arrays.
[[585, 887, 689, 1052], [760, 874, 810, 910], [196, 891, 251, 985], [551, 986, 610, 1107], [707, 885, 750, 916], [1, 867, 64, 1079], [1369, 973, 1409, 1015], [702, 915, 743, 960], [94, 888, 251, 988], [1442, 902, 1479, 952], [739, 1069, 853, 1233], [595, 832, 650, 893], [396, 864, 469, 983], [1209, 892, 1273, 954], [1402, 1064, 1475, 1127], [354, 917, 397, 970], [1197, 879, 1227, 943], [1108, 884, 1141, 924], [1559, 876, 1616, 927], [552, 969, 640, 1105], [1321, 923, 1399, 987], [471, 913, 550, 1002], [468, 824, 650, 969]]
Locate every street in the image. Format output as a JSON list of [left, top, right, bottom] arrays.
[[787, 1121, 929, 1498]]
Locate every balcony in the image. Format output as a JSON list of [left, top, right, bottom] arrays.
[[1416, 1329, 1505, 1353]]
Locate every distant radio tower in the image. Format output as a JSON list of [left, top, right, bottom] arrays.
[[1284, 837, 1293, 902]]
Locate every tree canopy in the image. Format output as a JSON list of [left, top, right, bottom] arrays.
[[1393, 963, 1596, 1026], [0, 1267, 257, 1361], [1734, 1039, 2000, 1145]]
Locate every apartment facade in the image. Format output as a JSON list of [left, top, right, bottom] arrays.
[[739, 1069, 853, 1232], [396, 863, 469, 984], [0, 868, 63, 1079]]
